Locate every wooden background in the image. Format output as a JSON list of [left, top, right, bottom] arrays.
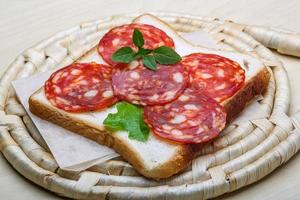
[[1, 0, 300, 199]]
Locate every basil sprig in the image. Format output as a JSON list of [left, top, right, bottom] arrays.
[[111, 28, 181, 70], [111, 47, 134, 63], [103, 102, 149, 142]]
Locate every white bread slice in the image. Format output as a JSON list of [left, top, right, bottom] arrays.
[[29, 14, 270, 179]]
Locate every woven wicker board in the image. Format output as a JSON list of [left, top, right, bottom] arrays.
[[1, 12, 300, 200]]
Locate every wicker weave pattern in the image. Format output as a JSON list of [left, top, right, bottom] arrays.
[[0, 12, 299, 200]]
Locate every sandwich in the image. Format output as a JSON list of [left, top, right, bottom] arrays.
[[29, 14, 270, 179]]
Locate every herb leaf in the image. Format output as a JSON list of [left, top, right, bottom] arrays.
[[142, 55, 157, 70], [134, 47, 152, 59], [111, 28, 182, 70], [133, 28, 144, 47], [103, 102, 150, 142], [111, 47, 134, 63], [153, 46, 182, 64]]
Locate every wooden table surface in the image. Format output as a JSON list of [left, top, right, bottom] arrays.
[[1, 0, 300, 199]]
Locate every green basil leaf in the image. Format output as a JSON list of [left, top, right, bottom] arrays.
[[133, 28, 144, 47], [134, 47, 152, 59], [103, 102, 149, 142], [111, 47, 134, 63], [142, 55, 157, 70], [103, 113, 123, 130], [153, 46, 182, 64]]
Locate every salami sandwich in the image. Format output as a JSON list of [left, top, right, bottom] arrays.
[[29, 14, 270, 179]]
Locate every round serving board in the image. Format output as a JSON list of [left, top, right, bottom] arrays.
[[1, 12, 300, 200]]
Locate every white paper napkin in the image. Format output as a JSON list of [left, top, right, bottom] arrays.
[[12, 72, 119, 171]]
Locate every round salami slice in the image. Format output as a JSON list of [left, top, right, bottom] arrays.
[[144, 88, 226, 144], [112, 64, 188, 106], [98, 23, 175, 66], [44, 62, 118, 112], [182, 53, 245, 102]]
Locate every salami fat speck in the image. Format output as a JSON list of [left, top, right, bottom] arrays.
[[112, 64, 188, 106], [144, 88, 226, 144], [44, 63, 118, 112], [182, 53, 245, 102], [98, 23, 174, 66]]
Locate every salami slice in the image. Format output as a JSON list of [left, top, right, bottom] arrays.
[[182, 53, 245, 102], [98, 23, 175, 66], [112, 64, 188, 106], [144, 88, 226, 144], [44, 62, 118, 112]]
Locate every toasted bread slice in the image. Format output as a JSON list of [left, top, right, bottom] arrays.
[[29, 14, 270, 179]]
